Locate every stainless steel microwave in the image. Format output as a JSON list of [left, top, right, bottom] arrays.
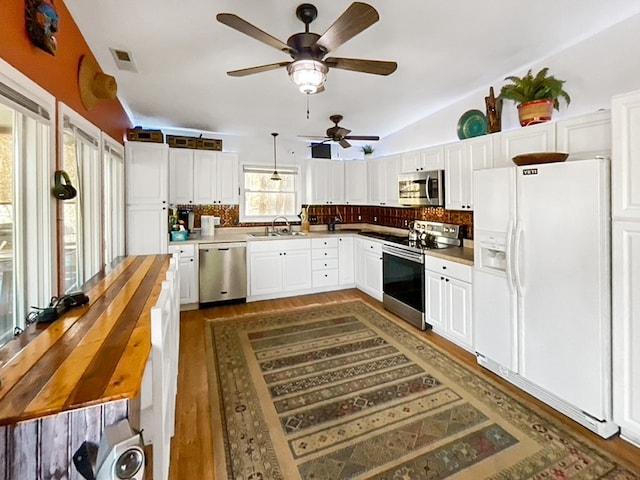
[[398, 170, 445, 206]]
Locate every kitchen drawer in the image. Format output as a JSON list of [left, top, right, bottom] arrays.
[[312, 247, 338, 260], [311, 237, 338, 249], [312, 269, 339, 287], [168, 243, 196, 257], [425, 256, 472, 283], [312, 258, 339, 271], [362, 239, 382, 254]]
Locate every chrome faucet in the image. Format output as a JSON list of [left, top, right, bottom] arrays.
[[271, 216, 290, 233]]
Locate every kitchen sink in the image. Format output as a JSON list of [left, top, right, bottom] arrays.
[[247, 231, 306, 238]]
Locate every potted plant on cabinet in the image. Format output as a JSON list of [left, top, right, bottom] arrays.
[[361, 144, 374, 158], [499, 67, 571, 127]]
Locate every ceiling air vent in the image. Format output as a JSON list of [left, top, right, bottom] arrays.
[[109, 48, 138, 73]]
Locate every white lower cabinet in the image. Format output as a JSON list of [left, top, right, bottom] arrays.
[[613, 220, 640, 446], [425, 256, 473, 352], [337, 236, 355, 285], [356, 238, 383, 301], [248, 239, 312, 299], [168, 244, 198, 307]]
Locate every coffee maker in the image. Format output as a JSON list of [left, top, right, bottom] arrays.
[[178, 209, 195, 232]]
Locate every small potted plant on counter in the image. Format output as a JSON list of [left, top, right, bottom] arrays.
[[499, 67, 571, 127], [362, 144, 374, 158]]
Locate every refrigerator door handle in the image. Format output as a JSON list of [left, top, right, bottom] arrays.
[[513, 221, 525, 295], [505, 219, 515, 294]]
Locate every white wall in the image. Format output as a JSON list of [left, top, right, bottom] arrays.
[[377, 13, 640, 156]]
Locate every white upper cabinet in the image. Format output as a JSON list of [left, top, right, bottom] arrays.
[[169, 149, 239, 205], [169, 148, 194, 204], [306, 159, 345, 204], [401, 145, 444, 173], [494, 122, 556, 168], [613, 91, 640, 220], [126, 142, 169, 205], [444, 135, 492, 211], [193, 151, 239, 205], [344, 160, 368, 205], [368, 155, 400, 206], [556, 110, 611, 161]]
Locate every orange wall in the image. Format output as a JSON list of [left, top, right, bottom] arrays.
[[0, 0, 132, 142]]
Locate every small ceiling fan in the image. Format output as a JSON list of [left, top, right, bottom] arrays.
[[304, 114, 380, 148], [216, 2, 397, 95]]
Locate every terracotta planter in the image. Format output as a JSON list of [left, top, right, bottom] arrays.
[[517, 99, 554, 127]]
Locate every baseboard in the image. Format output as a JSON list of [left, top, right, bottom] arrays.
[[476, 354, 619, 439], [620, 430, 640, 448]]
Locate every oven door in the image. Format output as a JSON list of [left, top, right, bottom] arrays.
[[382, 244, 426, 330]]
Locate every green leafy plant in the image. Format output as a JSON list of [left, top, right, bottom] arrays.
[[361, 144, 374, 154], [499, 68, 571, 111]]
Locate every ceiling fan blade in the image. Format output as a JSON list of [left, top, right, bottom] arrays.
[[325, 57, 397, 75], [315, 2, 379, 53], [344, 135, 380, 141], [227, 62, 290, 77], [339, 139, 352, 149], [217, 13, 293, 54]]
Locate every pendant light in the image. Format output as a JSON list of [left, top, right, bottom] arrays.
[[270, 132, 281, 181]]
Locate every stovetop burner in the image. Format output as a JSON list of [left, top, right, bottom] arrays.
[[359, 221, 462, 252]]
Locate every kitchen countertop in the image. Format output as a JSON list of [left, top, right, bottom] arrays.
[[171, 225, 474, 265], [0, 255, 170, 425]]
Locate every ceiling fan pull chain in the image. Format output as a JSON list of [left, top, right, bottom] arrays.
[[306, 95, 310, 120]]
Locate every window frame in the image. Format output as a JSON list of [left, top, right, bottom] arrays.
[[102, 133, 125, 265], [58, 102, 102, 292], [239, 163, 301, 224], [0, 57, 56, 340]]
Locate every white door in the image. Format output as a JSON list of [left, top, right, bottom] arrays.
[[193, 150, 218, 204], [355, 237, 365, 287], [344, 161, 367, 204], [218, 153, 239, 205], [338, 236, 355, 285], [125, 142, 169, 205], [517, 159, 610, 419], [496, 122, 555, 168], [249, 251, 283, 296], [425, 270, 445, 330], [612, 90, 640, 220], [282, 249, 312, 292], [444, 143, 465, 210], [178, 256, 197, 304], [466, 136, 493, 210], [383, 155, 400, 206], [367, 159, 384, 205], [363, 250, 382, 300], [447, 278, 472, 351], [169, 148, 194, 205], [612, 220, 640, 444], [126, 204, 168, 255]]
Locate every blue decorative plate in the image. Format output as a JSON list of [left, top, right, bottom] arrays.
[[457, 109, 488, 140]]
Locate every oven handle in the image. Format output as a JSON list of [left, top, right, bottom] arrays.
[[382, 244, 424, 264]]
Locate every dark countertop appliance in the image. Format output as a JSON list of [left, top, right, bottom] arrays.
[[178, 209, 195, 232]]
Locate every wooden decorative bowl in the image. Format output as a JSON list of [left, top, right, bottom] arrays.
[[512, 152, 569, 166]]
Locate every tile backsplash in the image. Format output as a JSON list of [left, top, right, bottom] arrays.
[[179, 204, 474, 239]]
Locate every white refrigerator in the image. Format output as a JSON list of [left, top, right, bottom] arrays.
[[473, 158, 618, 438]]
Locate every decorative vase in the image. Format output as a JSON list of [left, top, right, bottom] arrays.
[[517, 99, 554, 127]]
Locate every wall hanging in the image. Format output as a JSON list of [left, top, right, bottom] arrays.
[[26, 0, 59, 55], [78, 55, 118, 110]]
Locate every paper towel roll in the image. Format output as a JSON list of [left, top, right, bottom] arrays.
[[201, 215, 216, 237]]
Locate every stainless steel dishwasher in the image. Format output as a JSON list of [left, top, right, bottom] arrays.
[[198, 242, 247, 303]]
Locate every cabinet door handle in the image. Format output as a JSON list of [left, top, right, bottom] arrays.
[[190, 258, 194, 262], [440, 276, 444, 280], [445, 278, 449, 282], [442, 266, 447, 269]]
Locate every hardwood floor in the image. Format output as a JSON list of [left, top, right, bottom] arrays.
[[168, 289, 640, 479]]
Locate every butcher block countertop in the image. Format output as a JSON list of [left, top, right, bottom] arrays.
[[0, 255, 170, 426]]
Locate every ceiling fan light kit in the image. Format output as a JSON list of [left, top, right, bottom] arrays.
[[287, 59, 328, 95], [216, 2, 397, 95]]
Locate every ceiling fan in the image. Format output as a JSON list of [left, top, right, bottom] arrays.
[[305, 114, 380, 148], [216, 2, 397, 95]]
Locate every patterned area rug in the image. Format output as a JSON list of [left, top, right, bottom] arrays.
[[205, 301, 639, 480]]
